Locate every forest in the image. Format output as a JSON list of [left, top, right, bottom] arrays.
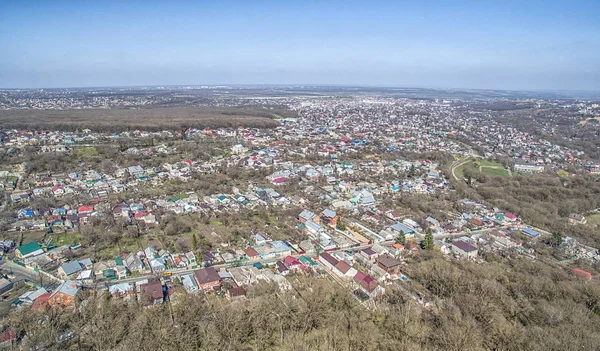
[[0, 106, 290, 132]]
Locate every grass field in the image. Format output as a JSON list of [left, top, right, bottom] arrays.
[[455, 158, 511, 180], [481, 167, 510, 177], [75, 146, 99, 159], [586, 213, 600, 225]]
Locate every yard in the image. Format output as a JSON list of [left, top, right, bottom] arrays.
[[586, 213, 600, 225]]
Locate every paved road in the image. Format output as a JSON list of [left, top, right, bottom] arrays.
[[99, 243, 374, 287], [0, 260, 61, 290]]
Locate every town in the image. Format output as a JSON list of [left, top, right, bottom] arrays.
[[0, 88, 598, 349]]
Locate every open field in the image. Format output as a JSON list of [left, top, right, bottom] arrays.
[[0, 106, 292, 131], [481, 167, 510, 177], [586, 213, 600, 225], [454, 158, 511, 179]]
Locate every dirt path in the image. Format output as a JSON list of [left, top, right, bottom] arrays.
[[451, 158, 471, 181]]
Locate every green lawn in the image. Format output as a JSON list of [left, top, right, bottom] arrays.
[[53, 233, 82, 246], [477, 159, 504, 168], [481, 167, 510, 177], [586, 214, 600, 225]]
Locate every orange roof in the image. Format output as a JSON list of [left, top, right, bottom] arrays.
[[393, 243, 404, 249]]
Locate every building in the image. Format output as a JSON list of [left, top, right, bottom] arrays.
[[513, 162, 544, 174], [318, 252, 338, 269], [522, 228, 540, 237], [109, 282, 134, 298], [48, 280, 80, 307], [320, 209, 340, 225], [451, 240, 478, 259], [139, 280, 164, 304], [193, 267, 222, 292], [58, 261, 83, 279], [375, 253, 402, 274], [15, 242, 44, 260], [568, 214, 587, 225]]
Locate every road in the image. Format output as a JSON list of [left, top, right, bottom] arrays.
[[99, 243, 374, 288], [0, 260, 61, 290]]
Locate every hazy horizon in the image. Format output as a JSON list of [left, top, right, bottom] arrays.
[[1, 1, 599, 90]]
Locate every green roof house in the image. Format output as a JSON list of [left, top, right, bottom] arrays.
[[15, 242, 44, 260]]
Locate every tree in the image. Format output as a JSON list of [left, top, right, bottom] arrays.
[[336, 220, 346, 231], [551, 231, 563, 247], [396, 231, 406, 245], [422, 228, 434, 250], [192, 233, 198, 251]]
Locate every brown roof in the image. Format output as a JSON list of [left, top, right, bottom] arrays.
[[376, 253, 401, 268], [452, 240, 477, 253], [194, 267, 221, 285], [319, 252, 338, 266], [140, 280, 163, 300], [335, 261, 351, 274], [244, 247, 260, 258], [228, 286, 247, 297]]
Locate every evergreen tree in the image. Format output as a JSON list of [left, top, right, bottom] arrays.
[[552, 232, 563, 247], [422, 228, 434, 250], [336, 220, 346, 231], [396, 231, 406, 245], [192, 233, 198, 251]]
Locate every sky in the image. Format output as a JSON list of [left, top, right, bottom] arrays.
[[1, 0, 599, 90]]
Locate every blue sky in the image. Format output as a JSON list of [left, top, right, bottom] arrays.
[[1, 0, 599, 90]]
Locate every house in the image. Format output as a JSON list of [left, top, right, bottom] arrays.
[[568, 214, 587, 225], [390, 222, 416, 236], [318, 252, 338, 269], [15, 242, 44, 260], [109, 282, 134, 298], [376, 253, 402, 274], [58, 261, 83, 279], [320, 209, 340, 225], [125, 253, 145, 273], [360, 247, 378, 261], [522, 228, 540, 237], [283, 256, 302, 270], [227, 286, 246, 300], [78, 206, 94, 215], [193, 267, 222, 292], [48, 280, 80, 307], [353, 271, 380, 296], [149, 258, 167, 273], [276, 261, 289, 275], [244, 247, 260, 260], [181, 274, 199, 293], [503, 212, 518, 222], [333, 260, 357, 278], [298, 210, 318, 223], [451, 240, 478, 259], [19, 287, 48, 305], [139, 280, 164, 304]]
